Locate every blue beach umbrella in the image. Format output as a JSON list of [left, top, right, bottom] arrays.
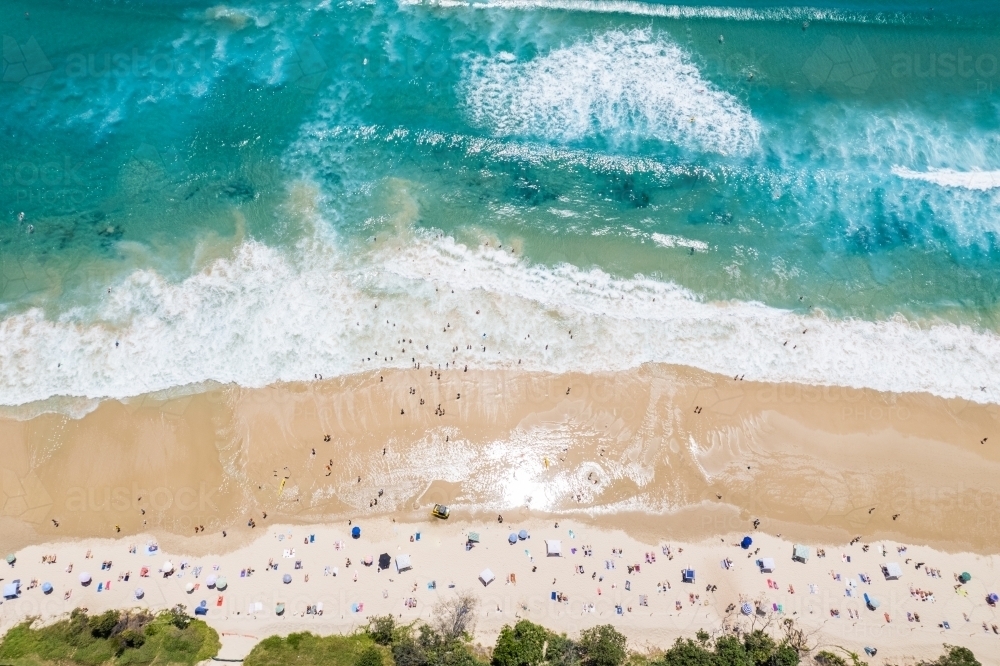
[[134, 588, 144, 599], [283, 573, 292, 584], [508, 533, 518, 544], [41, 582, 52, 594], [351, 526, 361, 539], [518, 530, 528, 540], [741, 536, 752, 549], [741, 603, 752, 616]]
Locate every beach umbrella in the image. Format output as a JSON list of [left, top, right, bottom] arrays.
[[206, 574, 217, 587], [518, 529, 528, 540], [185, 582, 195, 593], [282, 573, 292, 584], [5, 554, 15, 565], [41, 582, 52, 594], [960, 572, 972, 583], [740, 536, 752, 550], [275, 603, 285, 615], [351, 526, 361, 539], [161, 561, 174, 573], [379, 553, 391, 570], [741, 603, 752, 616], [134, 588, 144, 599], [508, 533, 518, 544], [988, 593, 999, 605], [79, 572, 91, 585], [215, 576, 228, 590]]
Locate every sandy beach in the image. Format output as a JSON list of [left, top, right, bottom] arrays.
[[0, 365, 998, 660], [2, 518, 999, 663]]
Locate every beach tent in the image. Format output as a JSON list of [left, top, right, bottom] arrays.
[[282, 573, 292, 584], [479, 568, 495, 586], [215, 576, 228, 590], [740, 536, 752, 550], [134, 588, 144, 599], [41, 582, 52, 594], [79, 572, 91, 585], [2, 581, 19, 599], [682, 569, 695, 583], [396, 554, 412, 573], [508, 533, 518, 544], [793, 545, 810, 563], [351, 526, 361, 539], [545, 540, 562, 557], [882, 563, 903, 580], [758, 558, 775, 573], [864, 593, 880, 610], [960, 572, 972, 583], [379, 553, 391, 570], [206, 575, 218, 587], [518, 530, 528, 540]]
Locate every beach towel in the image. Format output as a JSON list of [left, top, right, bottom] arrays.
[[216, 596, 223, 606]]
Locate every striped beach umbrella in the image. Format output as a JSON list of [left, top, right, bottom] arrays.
[[741, 602, 752, 616]]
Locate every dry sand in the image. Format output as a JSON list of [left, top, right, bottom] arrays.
[[1, 364, 999, 660], [1, 519, 999, 663]]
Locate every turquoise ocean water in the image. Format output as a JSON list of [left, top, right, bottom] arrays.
[[3, 0, 1000, 409]]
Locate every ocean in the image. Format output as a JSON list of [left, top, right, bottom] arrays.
[[3, 0, 1000, 411]]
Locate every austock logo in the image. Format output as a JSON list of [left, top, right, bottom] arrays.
[[2, 35, 53, 92], [802, 36, 877, 94]]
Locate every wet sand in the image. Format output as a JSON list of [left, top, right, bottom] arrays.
[[1, 364, 998, 558]]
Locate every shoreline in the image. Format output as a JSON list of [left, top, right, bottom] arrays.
[[1, 364, 998, 557], [1, 519, 998, 663]]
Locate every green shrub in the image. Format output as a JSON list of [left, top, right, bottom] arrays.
[[814, 652, 848, 666], [579, 625, 628, 666], [492, 620, 547, 666], [920, 645, 981, 666], [0, 607, 219, 665], [355, 645, 384, 666], [88, 611, 119, 640], [368, 615, 397, 646]]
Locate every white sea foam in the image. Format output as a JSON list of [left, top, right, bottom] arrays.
[[892, 167, 1000, 191], [3, 225, 1000, 409], [650, 232, 709, 252], [400, 0, 915, 25], [462, 30, 760, 155]]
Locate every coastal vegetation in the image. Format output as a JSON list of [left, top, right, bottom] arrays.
[[0, 605, 219, 665], [0, 601, 981, 666]]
